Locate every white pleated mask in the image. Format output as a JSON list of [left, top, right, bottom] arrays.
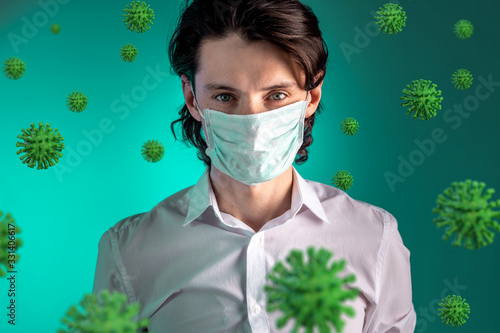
[[191, 82, 310, 186]]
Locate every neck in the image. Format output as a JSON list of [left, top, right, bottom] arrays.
[[209, 164, 294, 232]]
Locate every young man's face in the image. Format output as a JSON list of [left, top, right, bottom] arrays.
[[183, 32, 314, 131]]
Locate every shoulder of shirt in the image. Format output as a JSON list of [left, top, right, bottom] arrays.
[[102, 185, 195, 238], [302, 176, 398, 229]]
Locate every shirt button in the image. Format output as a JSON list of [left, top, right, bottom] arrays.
[[252, 304, 261, 314]]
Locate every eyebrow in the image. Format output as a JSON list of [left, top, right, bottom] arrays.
[[203, 81, 298, 92]]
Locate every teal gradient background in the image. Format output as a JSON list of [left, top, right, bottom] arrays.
[[1, 0, 499, 332]]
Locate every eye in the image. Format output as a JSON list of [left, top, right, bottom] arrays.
[[214, 92, 288, 103]]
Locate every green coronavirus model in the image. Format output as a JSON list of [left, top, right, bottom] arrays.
[[66, 91, 88, 113], [401, 79, 443, 121], [120, 44, 139, 62], [433, 180, 500, 250], [452, 69, 473, 90], [58, 289, 150, 333], [332, 170, 353, 191], [340, 118, 359, 136], [0, 211, 22, 278], [374, 3, 407, 35], [141, 140, 165, 163], [3, 57, 26, 80], [264, 247, 359, 333], [454, 19, 473, 39], [438, 295, 470, 327], [51, 23, 61, 34], [123, 1, 155, 33], [16, 122, 65, 170]]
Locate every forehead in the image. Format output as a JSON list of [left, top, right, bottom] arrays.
[[196, 33, 304, 89]]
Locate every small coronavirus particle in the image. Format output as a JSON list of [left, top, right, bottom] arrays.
[[58, 289, 150, 333], [401, 79, 443, 120], [454, 19, 473, 39], [3, 57, 26, 80], [341, 118, 359, 136], [264, 247, 359, 333], [0, 211, 22, 278], [332, 170, 353, 191], [452, 69, 473, 90], [66, 91, 88, 113], [438, 295, 470, 327], [120, 44, 139, 62], [374, 3, 407, 35], [141, 140, 165, 163], [51, 23, 61, 34], [16, 122, 65, 170], [433, 180, 500, 250], [123, 1, 155, 33]]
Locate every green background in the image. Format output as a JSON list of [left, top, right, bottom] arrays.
[[1, 0, 499, 331]]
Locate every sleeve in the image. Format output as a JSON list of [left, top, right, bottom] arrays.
[[363, 212, 417, 333], [92, 230, 129, 297], [92, 230, 149, 333]]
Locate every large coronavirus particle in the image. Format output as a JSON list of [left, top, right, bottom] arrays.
[[141, 140, 164, 163], [454, 19, 473, 39], [0, 211, 22, 278], [452, 69, 473, 90], [3, 57, 26, 80], [438, 295, 470, 327], [264, 247, 359, 333], [374, 3, 407, 35], [332, 170, 353, 191], [120, 44, 139, 62], [16, 122, 65, 170], [66, 91, 88, 113], [58, 289, 150, 333], [401, 79, 443, 121], [433, 179, 500, 250], [340, 118, 359, 136], [123, 1, 155, 33]]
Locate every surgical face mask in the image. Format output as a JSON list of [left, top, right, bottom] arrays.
[[190, 82, 310, 186]]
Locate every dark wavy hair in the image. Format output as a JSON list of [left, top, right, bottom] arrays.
[[168, 0, 328, 171]]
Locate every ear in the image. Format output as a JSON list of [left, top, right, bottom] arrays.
[[181, 74, 201, 121], [305, 78, 324, 119]]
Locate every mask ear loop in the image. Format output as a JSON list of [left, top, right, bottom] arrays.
[[190, 82, 203, 118]]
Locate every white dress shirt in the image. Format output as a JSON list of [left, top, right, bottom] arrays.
[[92, 166, 417, 332]]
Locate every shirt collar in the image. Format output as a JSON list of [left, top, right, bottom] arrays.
[[183, 166, 330, 227]]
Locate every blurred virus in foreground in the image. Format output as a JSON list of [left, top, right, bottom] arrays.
[[264, 247, 359, 333], [0, 211, 22, 278], [58, 289, 149, 333], [433, 179, 500, 249]]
